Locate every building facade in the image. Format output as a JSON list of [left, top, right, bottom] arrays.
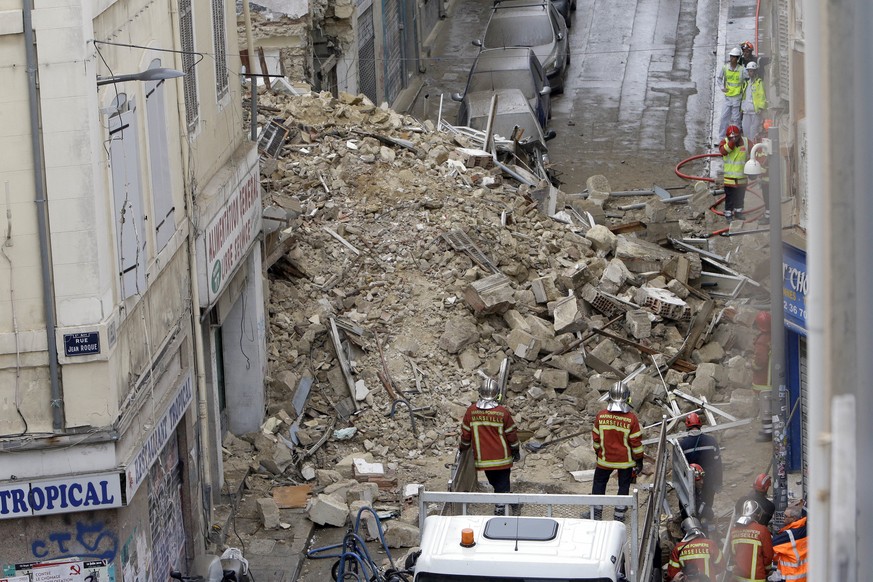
[[0, 0, 266, 577]]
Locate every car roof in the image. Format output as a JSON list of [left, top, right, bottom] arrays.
[[473, 47, 537, 70]]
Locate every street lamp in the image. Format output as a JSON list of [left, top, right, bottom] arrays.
[[96, 67, 184, 86], [745, 126, 788, 524]]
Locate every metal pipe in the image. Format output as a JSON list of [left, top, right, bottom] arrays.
[[242, 0, 258, 141], [765, 124, 787, 519], [23, 0, 64, 432]]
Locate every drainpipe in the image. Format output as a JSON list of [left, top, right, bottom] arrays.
[[22, 0, 64, 432], [242, 0, 258, 141]]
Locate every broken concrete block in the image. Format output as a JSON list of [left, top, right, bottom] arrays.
[[664, 369, 685, 386], [689, 376, 717, 402], [558, 263, 593, 290], [462, 273, 515, 315], [316, 469, 344, 486], [384, 521, 421, 548], [506, 328, 542, 361], [547, 353, 589, 380], [258, 498, 281, 529], [586, 175, 611, 207], [590, 338, 621, 365], [562, 446, 597, 473], [324, 480, 358, 502], [585, 224, 617, 255], [458, 348, 482, 371], [728, 388, 758, 419], [615, 236, 676, 273], [589, 373, 618, 393], [645, 199, 668, 223], [531, 275, 560, 303], [599, 260, 628, 294], [301, 464, 317, 481], [525, 314, 556, 341], [636, 286, 691, 322], [308, 493, 350, 527], [625, 309, 652, 339], [666, 278, 690, 299], [348, 482, 380, 504], [337, 452, 375, 479], [354, 379, 370, 401], [503, 309, 531, 332], [438, 317, 480, 354], [695, 362, 727, 385], [692, 341, 725, 364], [540, 369, 569, 390], [725, 355, 752, 386], [349, 500, 380, 540], [553, 296, 588, 334], [663, 255, 692, 285], [527, 385, 546, 400]]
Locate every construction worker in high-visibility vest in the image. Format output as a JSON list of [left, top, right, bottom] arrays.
[[741, 61, 767, 142], [718, 47, 748, 137], [729, 500, 775, 582], [751, 311, 773, 441]]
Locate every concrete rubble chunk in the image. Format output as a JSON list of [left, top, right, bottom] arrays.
[[527, 385, 546, 400], [524, 314, 556, 341], [590, 338, 621, 365], [531, 275, 561, 303], [635, 286, 691, 322], [625, 309, 653, 339], [348, 482, 380, 504], [547, 353, 589, 379], [308, 493, 350, 527], [354, 379, 370, 401], [585, 225, 617, 255], [438, 317, 480, 354], [645, 199, 668, 223], [585, 175, 611, 207], [337, 452, 375, 479], [726, 355, 752, 386], [458, 348, 482, 371], [384, 521, 421, 548], [599, 260, 629, 294], [558, 263, 593, 290], [695, 362, 726, 385], [563, 446, 597, 472], [553, 296, 588, 334], [257, 498, 281, 530], [539, 369, 570, 390], [503, 309, 531, 332], [692, 341, 725, 364], [666, 278, 690, 299], [689, 376, 717, 402], [463, 273, 516, 316], [615, 236, 681, 273], [349, 500, 380, 540], [506, 328, 542, 361]]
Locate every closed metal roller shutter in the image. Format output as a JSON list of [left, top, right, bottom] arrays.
[[799, 336, 808, 496], [383, 0, 403, 104], [422, 0, 441, 38], [358, 6, 378, 104]]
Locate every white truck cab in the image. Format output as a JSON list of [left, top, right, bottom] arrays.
[[412, 512, 629, 582]]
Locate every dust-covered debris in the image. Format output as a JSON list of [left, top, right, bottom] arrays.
[[221, 90, 772, 533]]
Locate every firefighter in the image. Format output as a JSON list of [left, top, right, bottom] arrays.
[[771, 499, 808, 581], [678, 413, 723, 526], [729, 500, 774, 582], [718, 124, 751, 222], [668, 517, 725, 581], [734, 473, 776, 528], [459, 376, 520, 515], [591, 383, 644, 522]]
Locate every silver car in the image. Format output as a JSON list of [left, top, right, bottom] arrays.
[[478, 0, 570, 93], [452, 47, 551, 129]]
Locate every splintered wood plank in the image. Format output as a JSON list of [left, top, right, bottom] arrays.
[[272, 485, 313, 508]]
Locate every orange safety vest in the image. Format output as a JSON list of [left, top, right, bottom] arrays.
[[773, 516, 808, 582]]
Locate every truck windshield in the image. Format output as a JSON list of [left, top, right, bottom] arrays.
[[415, 575, 614, 582]]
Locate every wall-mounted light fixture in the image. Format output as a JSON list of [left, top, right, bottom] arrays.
[[96, 67, 184, 87]]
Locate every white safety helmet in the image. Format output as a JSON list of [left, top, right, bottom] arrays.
[[736, 500, 761, 526], [606, 383, 631, 413], [729, 47, 742, 57], [478, 377, 499, 402], [746, 61, 758, 70]]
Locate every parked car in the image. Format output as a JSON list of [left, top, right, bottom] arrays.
[[479, 0, 570, 92], [452, 47, 551, 129], [550, 0, 577, 29], [458, 88, 558, 184]]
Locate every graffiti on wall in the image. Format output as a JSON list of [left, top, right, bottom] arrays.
[[148, 436, 186, 582], [30, 520, 119, 562]]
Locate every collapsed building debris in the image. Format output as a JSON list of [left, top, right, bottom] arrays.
[[216, 90, 773, 539]]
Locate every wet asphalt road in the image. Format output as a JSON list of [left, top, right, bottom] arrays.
[[409, 0, 720, 194]]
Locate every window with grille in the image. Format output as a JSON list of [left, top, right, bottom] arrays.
[[179, 0, 199, 131], [212, 0, 228, 100]]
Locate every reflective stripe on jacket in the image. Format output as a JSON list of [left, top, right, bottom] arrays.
[[772, 517, 808, 581], [591, 409, 643, 469], [667, 537, 724, 580], [460, 403, 518, 470], [730, 521, 774, 582], [722, 137, 750, 184]]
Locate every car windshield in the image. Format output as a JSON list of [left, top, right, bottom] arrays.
[[468, 70, 536, 100], [484, 14, 553, 47]]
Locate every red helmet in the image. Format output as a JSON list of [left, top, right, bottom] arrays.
[[755, 311, 772, 331], [685, 412, 702, 429], [741, 41, 755, 52], [690, 463, 705, 482], [754, 473, 772, 493], [726, 125, 741, 138]]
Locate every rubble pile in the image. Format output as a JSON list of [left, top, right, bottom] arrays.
[[227, 90, 768, 535]]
